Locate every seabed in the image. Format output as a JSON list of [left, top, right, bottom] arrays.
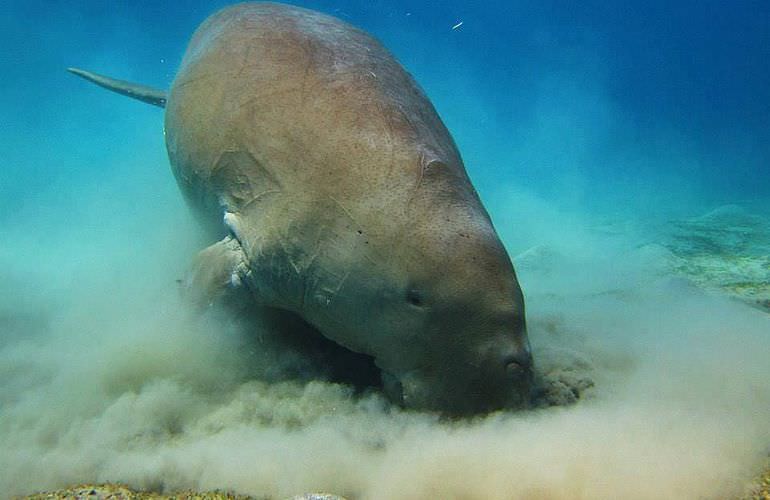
[[16, 205, 770, 500]]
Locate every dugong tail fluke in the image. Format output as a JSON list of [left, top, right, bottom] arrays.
[[67, 67, 167, 108]]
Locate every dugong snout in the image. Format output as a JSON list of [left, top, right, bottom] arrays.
[[389, 316, 534, 416], [474, 336, 535, 412], [398, 358, 533, 416]]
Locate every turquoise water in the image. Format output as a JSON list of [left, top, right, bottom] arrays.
[[4, 1, 769, 220], [1, 1, 769, 498]]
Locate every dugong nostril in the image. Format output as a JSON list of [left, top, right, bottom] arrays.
[[505, 362, 525, 378], [503, 352, 532, 376]]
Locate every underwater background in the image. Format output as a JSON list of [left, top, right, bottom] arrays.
[[1, 1, 769, 498]]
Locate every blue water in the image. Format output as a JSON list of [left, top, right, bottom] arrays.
[[3, 1, 769, 220], [1, 1, 769, 497]]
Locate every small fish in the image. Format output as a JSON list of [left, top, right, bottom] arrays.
[[452, 21, 464, 30]]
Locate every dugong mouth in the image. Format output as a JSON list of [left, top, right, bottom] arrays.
[[253, 311, 532, 414], [377, 361, 534, 415], [380, 370, 405, 405], [377, 369, 532, 415]]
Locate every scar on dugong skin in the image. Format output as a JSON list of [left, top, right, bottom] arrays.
[[69, 1, 533, 416]]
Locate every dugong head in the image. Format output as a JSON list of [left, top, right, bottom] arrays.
[[308, 159, 533, 416], [384, 205, 532, 416]]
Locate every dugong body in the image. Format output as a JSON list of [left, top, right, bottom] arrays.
[[70, 2, 532, 415]]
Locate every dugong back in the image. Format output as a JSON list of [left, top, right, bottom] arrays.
[[164, 2, 478, 236]]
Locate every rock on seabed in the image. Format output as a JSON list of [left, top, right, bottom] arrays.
[[660, 205, 770, 311]]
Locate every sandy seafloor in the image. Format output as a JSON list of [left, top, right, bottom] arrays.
[[3, 200, 770, 499]]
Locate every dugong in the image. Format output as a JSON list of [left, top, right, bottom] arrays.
[[69, 2, 532, 415]]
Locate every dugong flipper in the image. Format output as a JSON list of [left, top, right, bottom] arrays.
[[69, 2, 533, 416], [186, 235, 249, 308]]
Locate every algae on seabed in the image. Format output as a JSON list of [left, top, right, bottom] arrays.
[[20, 484, 347, 500]]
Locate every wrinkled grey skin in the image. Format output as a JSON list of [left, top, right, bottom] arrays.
[[72, 2, 532, 416]]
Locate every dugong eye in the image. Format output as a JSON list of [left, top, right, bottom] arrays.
[[406, 289, 424, 308]]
